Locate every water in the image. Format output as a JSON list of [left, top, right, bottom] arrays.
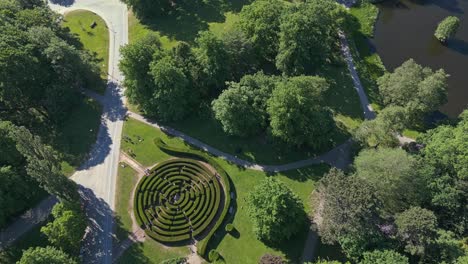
[[373, 0, 468, 117]]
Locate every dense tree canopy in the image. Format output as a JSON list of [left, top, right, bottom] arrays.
[[267, 76, 333, 148], [354, 106, 408, 148], [317, 169, 384, 259], [354, 148, 428, 215], [435, 16, 460, 42], [212, 72, 277, 136], [238, 0, 287, 63], [0, 0, 100, 123], [17, 246, 77, 264], [248, 177, 305, 244], [395, 207, 438, 257], [377, 59, 448, 123], [420, 110, 468, 234], [276, 0, 341, 75], [360, 250, 409, 264], [41, 202, 87, 255]]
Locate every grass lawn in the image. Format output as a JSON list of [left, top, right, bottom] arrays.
[[63, 10, 109, 94], [118, 239, 189, 264], [0, 220, 51, 263], [347, 3, 386, 109], [128, 11, 178, 49], [49, 98, 102, 176], [114, 164, 139, 241], [119, 117, 331, 263]]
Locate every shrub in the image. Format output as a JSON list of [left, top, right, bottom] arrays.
[[225, 223, 234, 232], [209, 250, 220, 262]]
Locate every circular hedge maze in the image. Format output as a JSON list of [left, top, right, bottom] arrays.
[[134, 158, 225, 243]]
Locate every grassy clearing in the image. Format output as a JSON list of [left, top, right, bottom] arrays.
[[119, 117, 330, 263], [208, 12, 240, 37], [0, 220, 50, 263], [118, 239, 189, 264], [49, 98, 102, 176], [402, 129, 422, 139], [63, 10, 109, 94], [114, 164, 139, 241], [128, 12, 178, 49]]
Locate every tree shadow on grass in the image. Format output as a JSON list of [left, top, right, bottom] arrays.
[[138, 3, 225, 43], [115, 242, 152, 264]]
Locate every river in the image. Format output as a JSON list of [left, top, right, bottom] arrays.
[[373, 0, 468, 117]]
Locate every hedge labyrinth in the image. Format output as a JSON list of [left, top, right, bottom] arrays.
[[134, 158, 225, 243]]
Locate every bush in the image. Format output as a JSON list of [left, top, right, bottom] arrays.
[[209, 250, 220, 262], [225, 223, 234, 232]]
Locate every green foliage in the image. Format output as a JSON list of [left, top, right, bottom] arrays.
[[238, 0, 287, 63], [0, 3, 100, 123], [276, 0, 342, 75], [354, 148, 428, 215], [195, 31, 231, 93], [120, 33, 162, 110], [435, 16, 460, 42], [317, 169, 383, 259], [225, 223, 234, 232], [148, 55, 193, 121], [420, 110, 467, 234], [354, 106, 407, 148], [17, 246, 77, 264], [395, 206, 438, 257], [220, 27, 256, 80], [267, 76, 333, 148], [428, 230, 467, 263], [360, 250, 409, 264], [41, 202, 86, 255], [212, 72, 277, 136], [377, 59, 448, 124], [9, 125, 79, 201], [209, 249, 220, 262], [247, 177, 305, 244]]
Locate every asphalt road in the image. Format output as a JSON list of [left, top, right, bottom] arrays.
[[48, 1, 128, 263]]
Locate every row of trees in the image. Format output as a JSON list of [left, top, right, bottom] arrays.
[[316, 109, 467, 263]]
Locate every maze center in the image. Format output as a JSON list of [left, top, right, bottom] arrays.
[[134, 158, 225, 244]]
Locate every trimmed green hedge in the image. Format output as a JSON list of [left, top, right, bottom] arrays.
[[154, 138, 233, 258]]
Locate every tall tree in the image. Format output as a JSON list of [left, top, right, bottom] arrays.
[[419, 110, 468, 234], [354, 148, 428, 215], [317, 169, 384, 259], [276, 0, 341, 75], [10, 126, 79, 201], [41, 202, 87, 255], [148, 55, 193, 121], [119, 33, 162, 111], [212, 72, 277, 136], [238, 0, 287, 63], [248, 177, 305, 244], [395, 207, 438, 257], [267, 76, 333, 148], [17, 246, 77, 264], [377, 59, 448, 123]]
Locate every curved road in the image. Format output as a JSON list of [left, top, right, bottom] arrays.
[[48, 1, 128, 263]]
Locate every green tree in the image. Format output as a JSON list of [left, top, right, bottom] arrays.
[[354, 148, 428, 214], [354, 106, 408, 148], [195, 31, 230, 94], [221, 28, 256, 80], [41, 202, 86, 255], [248, 177, 305, 244], [267, 76, 333, 148], [119, 33, 161, 112], [435, 16, 460, 42], [9, 126, 79, 201], [212, 72, 277, 136], [276, 0, 341, 75], [317, 169, 383, 259], [360, 250, 409, 264], [17, 246, 77, 264], [420, 110, 468, 234], [148, 55, 193, 121], [238, 0, 287, 63], [377, 59, 448, 123], [395, 207, 438, 257]]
